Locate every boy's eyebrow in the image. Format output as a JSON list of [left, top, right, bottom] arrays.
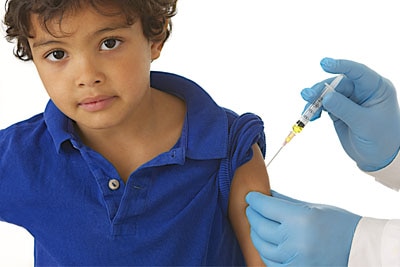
[[32, 23, 132, 49], [93, 23, 132, 36], [32, 40, 65, 49]]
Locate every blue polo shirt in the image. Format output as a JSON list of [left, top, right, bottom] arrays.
[[0, 71, 265, 266]]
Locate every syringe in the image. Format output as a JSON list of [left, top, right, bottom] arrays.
[[266, 74, 345, 167]]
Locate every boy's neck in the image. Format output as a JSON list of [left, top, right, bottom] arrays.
[[74, 89, 186, 181]]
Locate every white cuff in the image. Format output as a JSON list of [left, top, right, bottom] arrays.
[[348, 217, 387, 267], [365, 152, 400, 191], [349, 217, 400, 267]]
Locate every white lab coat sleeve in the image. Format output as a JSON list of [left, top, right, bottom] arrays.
[[348, 218, 400, 267], [365, 151, 400, 191]]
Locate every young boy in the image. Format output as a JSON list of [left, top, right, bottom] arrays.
[[1, 0, 270, 265]]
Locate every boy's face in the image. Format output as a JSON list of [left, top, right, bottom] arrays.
[[28, 5, 163, 132]]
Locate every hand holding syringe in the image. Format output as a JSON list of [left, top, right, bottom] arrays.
[[267, 74, 345, 167]]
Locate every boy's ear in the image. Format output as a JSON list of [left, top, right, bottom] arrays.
[[151, 19, 170, 61], [151, 40, 164, 61]]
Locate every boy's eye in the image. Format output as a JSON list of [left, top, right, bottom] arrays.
[[100, 38, 122, 50], [45, 50, 67, 61]]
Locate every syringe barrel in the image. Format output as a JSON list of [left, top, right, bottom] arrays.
[[300, 94, 324, 123], [298, 74, 344, 126]]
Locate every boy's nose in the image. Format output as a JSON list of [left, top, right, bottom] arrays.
[[75, 56, 105, 88]]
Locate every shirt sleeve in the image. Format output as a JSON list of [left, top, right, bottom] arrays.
[[365, 151, 400, 191], [348, 217, 400, 267], [227, 112, 266, 169], [217, 112, 265, 215]]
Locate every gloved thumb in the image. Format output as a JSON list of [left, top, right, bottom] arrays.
[[271, 190, 308, 205]]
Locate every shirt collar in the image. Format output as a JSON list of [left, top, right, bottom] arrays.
[[44, 100, 77, 153], [150, 71, 228, 160], [44, 71, 228, 159]]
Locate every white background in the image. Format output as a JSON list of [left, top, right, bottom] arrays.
[[1, 0, 400, 265]]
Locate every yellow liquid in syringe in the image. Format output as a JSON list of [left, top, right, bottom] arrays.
[[267, 121, 305, 167], [284, 121, 305, 145]]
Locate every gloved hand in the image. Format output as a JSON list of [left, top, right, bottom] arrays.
[[301, 58, 400, 171], [246, 191, 361, 267]]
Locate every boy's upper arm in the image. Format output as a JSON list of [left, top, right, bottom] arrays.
[[228, 144, 270, 266]]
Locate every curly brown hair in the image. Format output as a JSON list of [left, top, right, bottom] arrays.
[[3, 0, 178, 61]]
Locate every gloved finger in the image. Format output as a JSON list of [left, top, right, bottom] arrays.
[[300, 78, 346, 121], [250, 229, 290, 265], [260, 256, 286, 267], [301, 86, 321, 103], [322, 91, 366, 132], [246, 206, 282, 244], [246, 191, 299, 223], [320, 58, 381, 99], [302, 77, 355, 102]]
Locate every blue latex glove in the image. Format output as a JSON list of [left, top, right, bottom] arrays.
[[246, 191, 361, 267], [301, 58, 400, 171]]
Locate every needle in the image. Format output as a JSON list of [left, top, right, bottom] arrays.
[[266, 145, 284, 167]]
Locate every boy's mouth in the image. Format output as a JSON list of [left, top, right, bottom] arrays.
[[78, 96, 116, 112]]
